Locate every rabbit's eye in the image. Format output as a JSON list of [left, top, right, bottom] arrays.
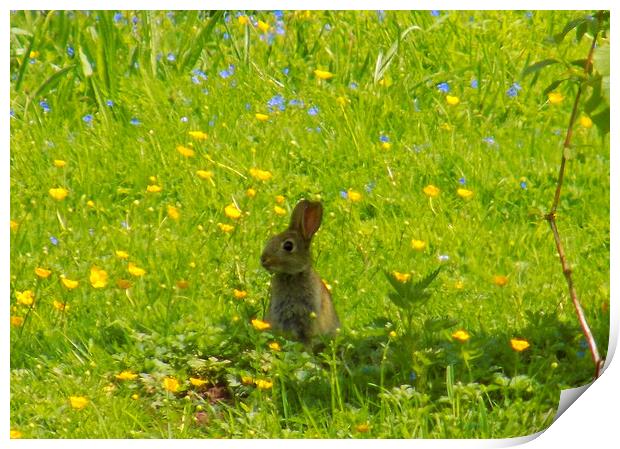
[[282, 240, 294, 252]]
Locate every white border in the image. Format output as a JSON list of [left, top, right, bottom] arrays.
[[2, 1, 618, 11], [4, 2, 618, 448]]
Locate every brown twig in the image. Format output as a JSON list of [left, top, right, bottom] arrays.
[[545, 22, 604, 378]]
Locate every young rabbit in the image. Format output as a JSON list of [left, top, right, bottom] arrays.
[[260, 199, 340, 343]]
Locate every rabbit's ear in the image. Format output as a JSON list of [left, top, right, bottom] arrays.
[[290, 200, 323, 241]]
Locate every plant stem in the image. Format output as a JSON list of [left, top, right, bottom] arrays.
[[545, 25, 604, 378]]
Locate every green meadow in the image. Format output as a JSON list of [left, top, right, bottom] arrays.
[[10, 10, 609, 438]]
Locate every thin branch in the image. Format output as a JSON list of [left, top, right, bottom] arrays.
[[545, 23, 604, 378]]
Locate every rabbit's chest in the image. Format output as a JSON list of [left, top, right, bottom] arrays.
[[269, 273, 321, 336]]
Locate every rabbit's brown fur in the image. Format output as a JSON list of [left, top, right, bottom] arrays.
[[260, 200, 340, 342]]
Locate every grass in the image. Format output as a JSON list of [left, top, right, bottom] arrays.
[[9, 10, 610, 439]]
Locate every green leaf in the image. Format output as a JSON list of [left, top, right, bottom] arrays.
[[569, 59, 588, 70], [243, 19, 251, 65], [409, 266, 442, 294], [31, 64, 75, 99], [374, 25, 421, 83], [584, 75, 602, 113], [446, 365, 455, 400], [384, 267, 441, 310], [542, 78, 567, 96], [593, 42, 610, 102], [576, 21, 588, 42], [425, 317, 459, 332], [387, 292, 408, 310], [384, 270, 408, 297], [15, 35, 35, 91], [553, 15, 593, 44], [78, 46, 93, 77], [522, 59, 559, 78], [591, 106, 610, 136], [10, 27, 33, 37], [180, 11, 223, 71]]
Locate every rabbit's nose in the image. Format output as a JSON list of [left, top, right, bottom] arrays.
[[261, 254, 275, 268]]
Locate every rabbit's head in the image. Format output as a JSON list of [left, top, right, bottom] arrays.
[[260, 200, 323, 274]]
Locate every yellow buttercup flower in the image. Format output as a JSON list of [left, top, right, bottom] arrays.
[[457, 188, 474, 200], [176, 145, 195, 157], [53, 159, 67, 168], [89, 266, 108, 289], [246, 188, 257, 198], [268, 341, 281, 351], [251, 319, 271, 331], [49, 187, 69, 201], [446, 95, 460, 106], [355, 423, 370, 433], [378, 77, 393, 87], [238, 15, 250, 25], [493, 275, 509, 287], [86, 200, 95, 208], [188, 130, 208, 141], [392, 271, 411, 283], [61, 277, 79, 290], [190, 377, 208, 387], [16, 290, 35, 306], [196, 170, 214, 180], [274, 206, 286, 216], [163, 377, 180, 392], [217, 223, 234, 233], [255, 113, 269, 122], [128, 263, 146, 277], [167, 205, 180, 221], [249, 168, 273, 181], [257, 20, 270, 33], [579, 116, 593, 128], [11, 429, 23, 439], [11, 316, 24, 327], [452, 330, 470, 342], [388, 330, 397, 338], [275, 195, 285, 204], [147, 184, 162, 193], [548, 92, 564, 105], [255, 379, 273, 390], [69, 396, 89, 410], [35, 267, 52, 278], [423, 184, 440, 198], [314, 69, 334, 80], [53, 300, 69, 312], [296, 10, 312, 19], [224, 203, 242, 219], [233, 289, 248, 299], [381, 142, 392, 150], [510, 338, 531, 352], [115, 371, 138, 381], [115, 250, 129, 259], [10, 220, 19, 232], [411, 239, 426, 251], [347, 189, 362, 202]]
